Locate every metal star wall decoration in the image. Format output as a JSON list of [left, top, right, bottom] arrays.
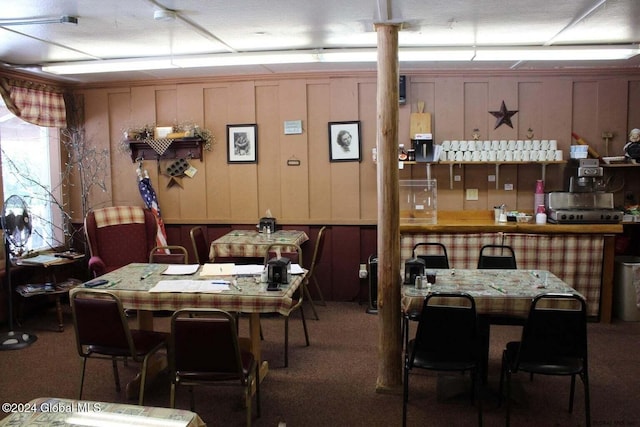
[[489, 101, 518, 129]]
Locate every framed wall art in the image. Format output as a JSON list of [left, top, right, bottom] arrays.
[[227, 124, 257, 163], [329, 121, 361, 162]]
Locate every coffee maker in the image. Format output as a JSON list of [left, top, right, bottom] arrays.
[[568, 159, 604, 192], [546, 158, 622, 224]]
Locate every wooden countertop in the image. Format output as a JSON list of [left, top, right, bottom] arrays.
[[400, 211, 623, 234]]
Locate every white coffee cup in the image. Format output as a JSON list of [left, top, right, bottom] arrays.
[[463, 151, 472, 161], [513, 151, 522, 161], [497, 150, 506, 161], [522, 151, 531, 161], [489, 151, 497, 161], [508, 140, 516, 150], [483, 140, 492, 150], [537, 150, 547, 161], [524, 140, 532, 150], [480, 151, 489, 161], [546, 150, 556, 161], [555, 150, 563, 161], [441, 140, 451, 151], [440, 150, 448, 161], [450, 140, 460, 151], [472, 151, 481, 161], [467, 140, 475, 151], [549, 140, 558, 150], [505, 150, 514, 161], [532, 140, 541, 150], [516, 140, 524, 150], [447, 150, 456, 161], [459, 140, 468, 151], [491, 140, 499, 150], [455, 151, 464, 161], [541, 140, 550, 150], [499, 140, 508, 150]]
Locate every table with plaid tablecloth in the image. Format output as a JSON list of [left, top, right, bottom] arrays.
[[0, 397, 205, 426], [209, 229, 309, 260], [88, 262, 306, 379], [402, 268, 584, 319]]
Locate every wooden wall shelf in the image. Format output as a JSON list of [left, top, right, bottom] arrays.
[[401, 160, 567, 189], [128, 138, 204, 162]]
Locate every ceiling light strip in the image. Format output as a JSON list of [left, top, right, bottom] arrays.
[[40, 45, 640, 75]]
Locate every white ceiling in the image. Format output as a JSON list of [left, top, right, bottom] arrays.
[[1, 0, 639, 84]]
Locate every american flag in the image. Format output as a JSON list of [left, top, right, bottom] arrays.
[[138, 175, 168, 249]]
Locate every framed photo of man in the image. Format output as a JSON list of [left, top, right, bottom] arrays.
[[227, 124, 257, 163], [329, 121, 361, 162]]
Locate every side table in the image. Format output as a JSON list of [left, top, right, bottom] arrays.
[[15, 279, 82, 331], [13, 254, 85, 332]]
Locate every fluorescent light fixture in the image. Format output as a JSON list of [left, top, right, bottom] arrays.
[[473, 45, 640, 61], [0, 15, 77, 26], [40, 45, 640, 75], [43, 58, 179, 74], [174, 51, 318, 67], [400, 48, 475, 61]]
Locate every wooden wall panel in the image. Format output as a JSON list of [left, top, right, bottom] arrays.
[[572, 81, 599, 150], [408, 80, 436, 142], [329, 78, 361, 220], [154, 88, 177, 125], [81, 89, 113, 217], [227, 82, 259, 222], [307, 82, 332, 221], [74, 70, 640, 224], [463, 82, 488, 210], [597, 79, 629, 157], [517, 81, 542, 139], [203, 86, 232, 220], [488, 77, 519, 140], [358, 80, 377, 221], [277, 79, 310, 221], [463, 81, 488, 138], [107, 91, 136, 208], [629, 81, 640, 132], [256, 83, 282, 220]]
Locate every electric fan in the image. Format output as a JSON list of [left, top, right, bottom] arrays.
[[1, 194, 37, 350]]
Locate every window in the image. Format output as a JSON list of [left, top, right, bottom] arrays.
[[0, 98, 64, 252]]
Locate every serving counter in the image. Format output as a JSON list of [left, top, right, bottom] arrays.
[[400, 211, 623, 322]]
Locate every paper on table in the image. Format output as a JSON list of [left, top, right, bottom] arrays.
[[232, 264, 304, 275], [149, 280, 229, 293], [200, 263, 235, 276], [291, 264, 305, 274], [233, 264, 265, 276], [162, 264, 200, 275]]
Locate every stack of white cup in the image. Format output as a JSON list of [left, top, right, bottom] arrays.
[[439, 139, 562, 162]]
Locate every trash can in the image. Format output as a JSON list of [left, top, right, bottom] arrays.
[[613, 256, 640, 321]]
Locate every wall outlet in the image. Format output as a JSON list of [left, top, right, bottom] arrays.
[[359, 263, 368, 279], [504, 183, 514, 191], [466, 188, 479, 200], [454, 175, 461, 182], [488, 175, 496, 182]]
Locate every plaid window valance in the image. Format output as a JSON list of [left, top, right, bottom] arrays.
[[0, 78, 67, 128]]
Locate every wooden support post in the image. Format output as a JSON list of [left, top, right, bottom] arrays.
[[375, 22, 403, 394]]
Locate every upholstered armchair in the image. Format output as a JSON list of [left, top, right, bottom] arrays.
[[84, 206, 157, 278]]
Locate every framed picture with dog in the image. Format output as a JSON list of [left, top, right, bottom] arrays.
[[227, 124, 257, 163]]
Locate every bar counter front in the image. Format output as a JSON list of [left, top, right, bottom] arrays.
[[400, 210, 623, 322]]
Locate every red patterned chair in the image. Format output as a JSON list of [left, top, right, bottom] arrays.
[[85, 206, 157, 278]]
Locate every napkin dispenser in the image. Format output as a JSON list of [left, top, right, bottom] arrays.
[[259, 217, 276, 233], [404, 257, 425, 284], [267, 256, 291, 288]]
